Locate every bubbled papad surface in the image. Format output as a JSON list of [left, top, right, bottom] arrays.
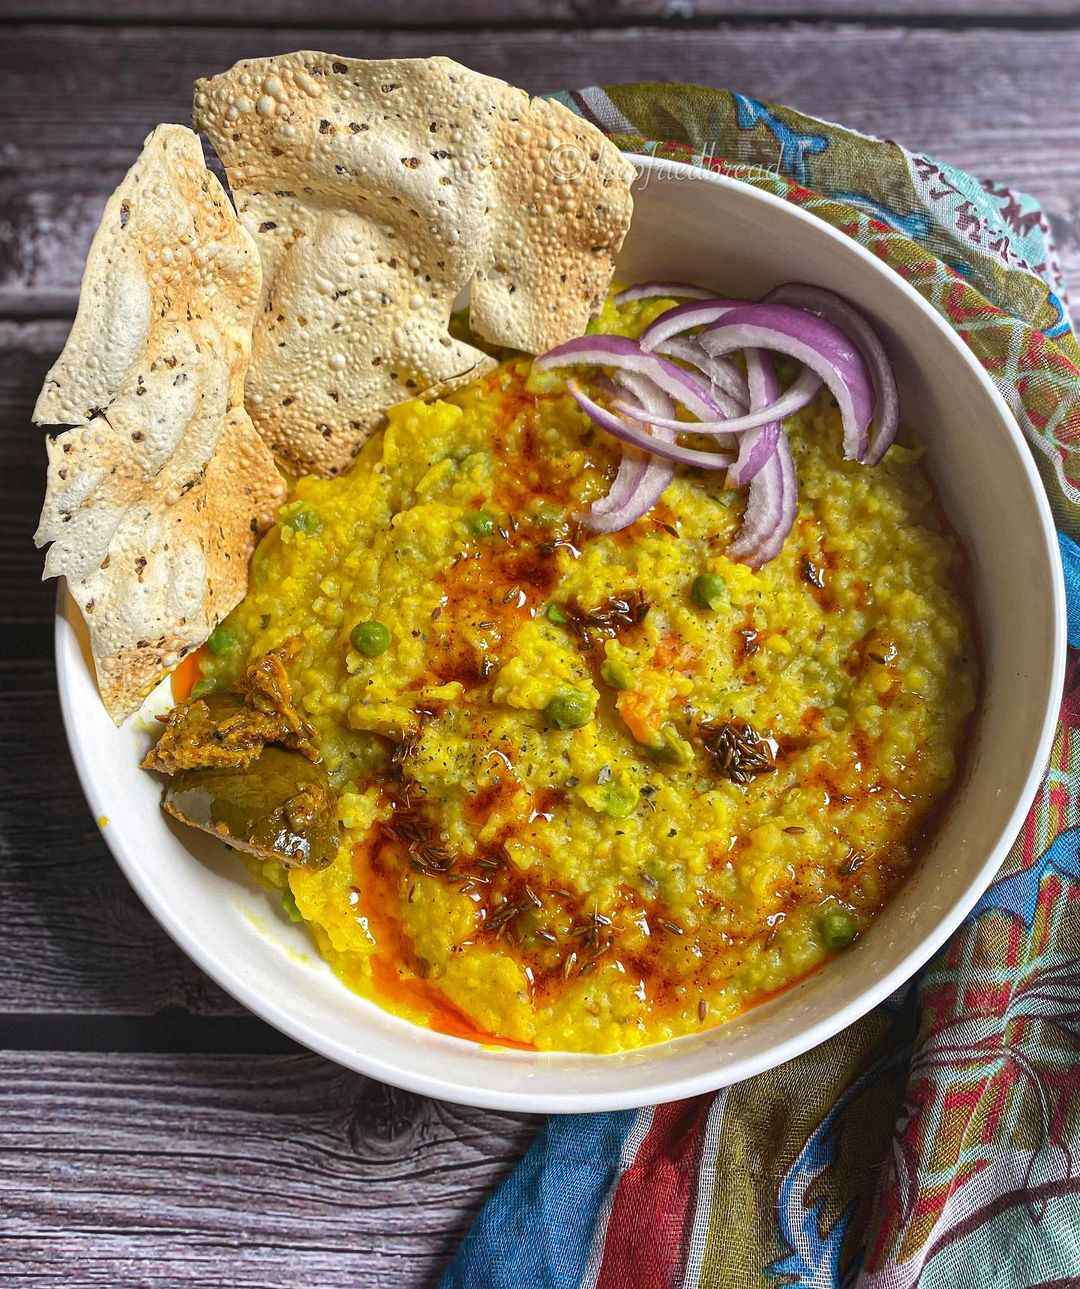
[[34, 124, 284, 724], [194, 53, 636, 476]]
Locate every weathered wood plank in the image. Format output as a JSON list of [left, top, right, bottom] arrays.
[[6, 0, 580, 21], [0, 1050, 537, 1287], [1, 23, 1079, 310], [0, 666, 246, 1016], [8, 1, 1080, 22]]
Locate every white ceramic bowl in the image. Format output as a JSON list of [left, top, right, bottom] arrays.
[[57, 155, 1065, 1112]]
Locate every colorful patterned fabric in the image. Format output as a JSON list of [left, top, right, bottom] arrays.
[[439, 85, 1079, 1289]]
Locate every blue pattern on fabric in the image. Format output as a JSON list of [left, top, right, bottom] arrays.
[[920, 157, 1046, 277], [1060, 532, 1080, 649], [766, 996, 916, 1289], [1044, 291, 1072, 340], [972, 826, 1080, 926], [828, 191, 932, 242], [733, 94, 828, 185], [768, 1096, 859, 1287], [977, 170, 1056, 279], [438, 1109, 637, 1289]]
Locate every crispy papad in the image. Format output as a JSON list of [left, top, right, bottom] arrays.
[[34, 124, 284, 724], [194, 53, 635, 475]]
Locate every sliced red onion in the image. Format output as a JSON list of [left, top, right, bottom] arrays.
[[728, 430, 798, 568], [726, 439, 783, 563], [534, 334, 725, 421], [612, 364, 822, 437], [751, 433, 798, 566], [614, 282, 717, 305], [766, 283, 898, 465], [567, 380, 733, 471], [727, 349, 780, 489], [652, 335, 749, 409], [588, 448, 648, 517], [586, 457, 675, 532], [699, 305, 873, 462], [639, 300, 741, 353], [542, 283, 897, 560], [728, 422, 780, 492], [582, 374, 649, 516], [612, 368, 673, 414], [583, 371, 676, 533]]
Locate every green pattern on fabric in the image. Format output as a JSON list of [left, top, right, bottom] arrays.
[[698, 1010, 912, 1285]]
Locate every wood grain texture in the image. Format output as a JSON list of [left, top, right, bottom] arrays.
[[10, 1, 1080, 21], [0, 1050, 538, 1286], [1, 22, 1079, 314]]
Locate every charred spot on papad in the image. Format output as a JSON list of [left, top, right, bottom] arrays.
[[193, 53, 635, 476], [33, 125, 285, 724]]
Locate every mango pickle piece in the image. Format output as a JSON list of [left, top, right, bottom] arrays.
[[143, 691, 284, 775], [163, 745, 340, 870]]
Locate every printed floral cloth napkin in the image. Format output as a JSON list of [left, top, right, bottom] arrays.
[[439, 83, 1080, 1289]]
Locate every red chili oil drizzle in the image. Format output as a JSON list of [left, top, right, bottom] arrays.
[[354, 834, 537, 1050], [356, 768, 706, 1029], [425, 540, 560, 687]]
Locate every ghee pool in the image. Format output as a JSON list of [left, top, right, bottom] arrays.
[[193, 297, 979, 1053]]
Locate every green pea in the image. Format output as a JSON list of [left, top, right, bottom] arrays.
[[602, 781, 639, 818], [249, 532, 277, 586], [600, 658, 634, 690], [691, 572, 727, 611], [465, 509, 496, 537], [350, 732, 391, 775], [285, 505, 322, 535], [819, 907, 858, 951], [531, 501, 564, 529], [649, 722, 693, 766], [281, 890, 304, 924], [327, 733, 392, 788], [545, 603, 569, 625], [190, 677, 217, 699], [351, 620, 391, 657], [544, 690, 593, 730], [207, 625, 239, 657]]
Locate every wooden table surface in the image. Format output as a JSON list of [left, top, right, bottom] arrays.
[[3, 3, 1079, 1284]]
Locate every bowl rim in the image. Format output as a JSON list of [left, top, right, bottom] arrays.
[[55, 153, 1067, 1112]]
